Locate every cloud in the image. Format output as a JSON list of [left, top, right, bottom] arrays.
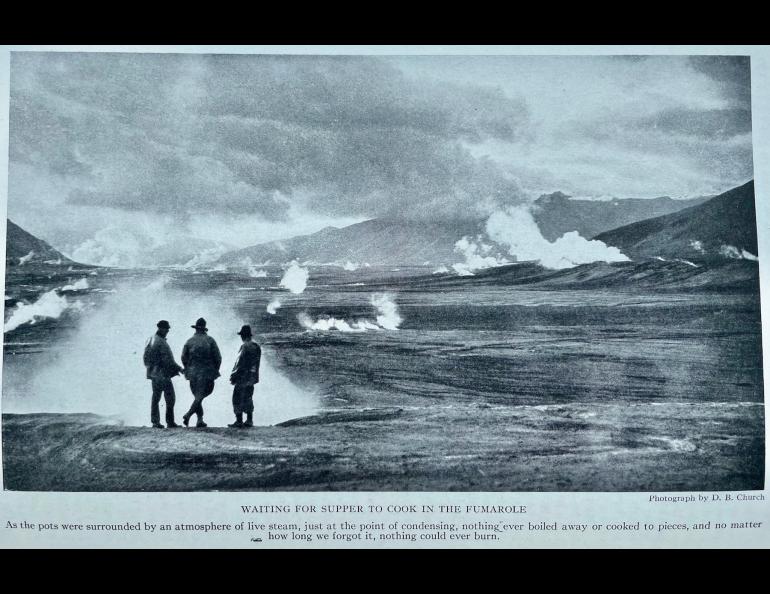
[[10, 53, 530, 226], [7, 52, 755, 264], [65, 152, 292, 221], [636, 107, 751, 140], [688, 56, 751, 109], [444, 55, 754, 199]]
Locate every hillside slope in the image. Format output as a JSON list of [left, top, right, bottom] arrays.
[[419, 258, 759, 293], [5, 219, 73, 266], [219, 218, 483, 266], [593, 181, 758, 260]]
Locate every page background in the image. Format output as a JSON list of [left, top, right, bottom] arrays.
[[0, 44, 767, 549]]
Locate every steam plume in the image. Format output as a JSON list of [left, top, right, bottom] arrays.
[[451, 236, 509, 276], [299, 294, 402, 333], [280, 260, 309, 294], [3, 279, 318, 426], [720, 244, 759, 261], [61, 278, 90, 292], [372, 294, 402, 330], [18, 251, 35, 265], [4, 289, 84, 333], [267, 298, 282, 314], [486, 206, 629, 269]]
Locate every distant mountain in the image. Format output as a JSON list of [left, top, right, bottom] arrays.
[[532, 192, 711, 241], [5, 220, 73, 266], [217, 186, 744, 268], [218, 218, 483, 267], [593, 181, 758, 260]]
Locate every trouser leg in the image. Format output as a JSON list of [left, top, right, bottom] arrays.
[[245, 386, 254, 425], [150, 380, 163, 425], [234, 385, 254, 425], [186, 395, 204, 419], [186, 378, 202, 419], [163, 380, 176, 425], [198, 379, 214, 420], [186, 378, 214, 421], [233, 385, 254, 417], [232, 388, 242, 422], [232, 386, 242, 416], [243, 385, 254, 415]]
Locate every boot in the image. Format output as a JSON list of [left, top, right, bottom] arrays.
[[244, 413, 254, 428], [196, 420, 208, 428], [228, 413, 244, 428], [182, 414, 190, 427]]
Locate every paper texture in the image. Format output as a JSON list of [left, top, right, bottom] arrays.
[[0, 45, 768, 548]]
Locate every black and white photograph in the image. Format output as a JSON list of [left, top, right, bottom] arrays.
[[1, 51, 764, 492]]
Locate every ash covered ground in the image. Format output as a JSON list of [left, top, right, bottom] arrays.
[[1, 261, 764, 491]]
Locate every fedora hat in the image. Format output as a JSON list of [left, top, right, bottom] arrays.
[[237, 324, 253, 337], [191, 317, 208, 331], [157, 320, 171, 329]]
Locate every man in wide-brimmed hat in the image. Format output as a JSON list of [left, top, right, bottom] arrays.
[[228, 324, 262, 428], [181, 317, 222, 428], [143, 320, 184, 429]]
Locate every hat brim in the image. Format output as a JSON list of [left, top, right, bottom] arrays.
[[191, 325, 208, 330]]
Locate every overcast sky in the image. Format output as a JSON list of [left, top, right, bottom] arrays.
[[7, 52, 753, 260]]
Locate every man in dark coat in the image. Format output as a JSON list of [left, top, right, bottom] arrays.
[[181, 318, 222, 428], [228, 325, 261, 428], [143, 320, 184, 429]]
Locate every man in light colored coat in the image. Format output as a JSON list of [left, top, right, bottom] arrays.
[[143, 320, 184, 429]]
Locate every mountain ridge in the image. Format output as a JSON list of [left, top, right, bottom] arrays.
[[532, 192, 711, 241], [218, 192, 713, 267], [218, 218, 485, 266], [5, 220, 74, 266], [593, 180, 757, 260]]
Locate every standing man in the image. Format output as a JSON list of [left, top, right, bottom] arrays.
[[228, 325, 262, 428], [143, 320, 184, 429], [181, 318, 222, 428]]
